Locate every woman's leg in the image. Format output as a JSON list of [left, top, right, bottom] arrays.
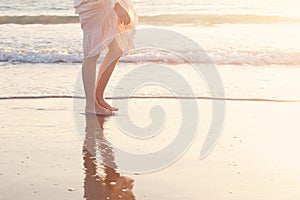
[[82, 55, 112, 115], [95, 39, 123, 111]]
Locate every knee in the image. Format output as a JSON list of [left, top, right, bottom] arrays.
[[108, 49, 123, 62], [108, 40, 123, 58]]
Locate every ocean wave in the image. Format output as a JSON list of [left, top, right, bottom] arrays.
[[0, 15, 79, 24], [1, 50, 300, 65], [1, 14, 300, 25], [0, 52, 83, 63], [139, 14, 300, 25]]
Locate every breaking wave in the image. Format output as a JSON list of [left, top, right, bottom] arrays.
[[1, 50, 300, 65]]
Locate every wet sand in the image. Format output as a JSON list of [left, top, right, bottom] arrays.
[[1, 97, 300, 199]]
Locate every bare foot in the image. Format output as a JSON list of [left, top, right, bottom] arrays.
[[95, 97, 119, 111], [85, 104, 114, 116]]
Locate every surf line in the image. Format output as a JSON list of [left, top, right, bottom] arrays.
[[0, 95, 300, 103]]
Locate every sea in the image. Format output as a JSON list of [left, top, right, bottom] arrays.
[[0, 0, 300, 100]]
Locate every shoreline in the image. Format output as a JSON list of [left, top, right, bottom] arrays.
[[1, 95, 300, 103], [1, 63, 300, 102]]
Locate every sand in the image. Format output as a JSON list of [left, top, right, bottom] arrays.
[[1, 96, 300, 200]]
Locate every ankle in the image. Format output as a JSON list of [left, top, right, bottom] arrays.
[[95, 91, 103, 99]]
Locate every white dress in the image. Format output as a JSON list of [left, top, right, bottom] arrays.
[[74, 0, 137, 58]]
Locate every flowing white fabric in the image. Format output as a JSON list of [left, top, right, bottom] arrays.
[[74, 0, 137, 58]]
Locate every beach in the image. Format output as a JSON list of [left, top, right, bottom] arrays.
[[1, 63, 300, 199], [1, 0, 300, 199]]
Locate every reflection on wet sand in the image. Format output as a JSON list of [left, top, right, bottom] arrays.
[[83, 114, 135, 200]]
